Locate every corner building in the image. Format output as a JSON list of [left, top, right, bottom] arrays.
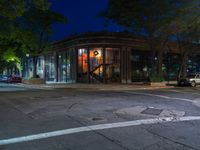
[[22, 32, 200, 84]]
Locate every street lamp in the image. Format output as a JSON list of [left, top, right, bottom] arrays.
[[26, 54, 30, 78]]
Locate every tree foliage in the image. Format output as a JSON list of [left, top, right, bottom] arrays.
[[103, 0, 200, 77], [103, 0, 178, 36], [0, 0, 66, 77], [169, 0, 200, 77], [0, 0, 25, 19], [16, 5, 66, 56]]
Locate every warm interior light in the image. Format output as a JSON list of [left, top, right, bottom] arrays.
[[94, 50, 99, 56], [93, 50, 102, 58]]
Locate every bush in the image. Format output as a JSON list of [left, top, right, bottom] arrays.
[[150, 74, 165, 82]]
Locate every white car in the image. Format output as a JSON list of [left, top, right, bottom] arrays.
[[178, 74, 200, 87]]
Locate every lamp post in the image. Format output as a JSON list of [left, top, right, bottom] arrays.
[[26, 54, 29, 78]]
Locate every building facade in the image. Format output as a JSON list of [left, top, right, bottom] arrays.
[[22, 32, 200, 84]]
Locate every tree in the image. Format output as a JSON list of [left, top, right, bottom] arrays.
[[15, 1, 66, 78], [102, 0, 180, 78], [0, 1, 25, 74], [0, 0, 51, 19], [169, 0, 200, 77], [0, 0, 66, 77], [0, 35, 25, 75]]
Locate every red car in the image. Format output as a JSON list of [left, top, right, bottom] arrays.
[[7, 75, 22, 83]]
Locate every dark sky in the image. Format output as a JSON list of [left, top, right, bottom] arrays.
[[50, 0, 122, 41]]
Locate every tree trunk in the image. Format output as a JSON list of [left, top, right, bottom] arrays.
[[33, 56, 38, 78], [148, 36, 159, 77], [158, 38, 169, 78], [177, 35, 185, 79], [157, 50, 163, 77], [150, 50, 156, 75], [180, 51, 188, 78], [178, 51, 187, 79], [149, 37, 157, 76]]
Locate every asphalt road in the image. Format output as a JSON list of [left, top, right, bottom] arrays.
[[0, 84, 200, 150]]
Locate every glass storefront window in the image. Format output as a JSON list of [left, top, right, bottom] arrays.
[[58, 50, 74, 83], [22, 57, 33, 79], [23, 56, 44, 79], [45, 55, 55, 82], [37, 56, 44, 78], [23, 57, 33, 79], [131, 50, 151, 82], [187, 55, 200, 74], [66, 49, 75, 82], [78, 48, 88, 83], [77, 47, 121, 83], [89, 48, 104, 83], [58, 52, 67, 82], [163, 53, 180, 80], [105, 48, 120, 83]]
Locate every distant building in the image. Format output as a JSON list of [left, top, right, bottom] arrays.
[[22, 32, 200, 84]]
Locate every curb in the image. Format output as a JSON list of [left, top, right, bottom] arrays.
[[12, 83, 176, 91]]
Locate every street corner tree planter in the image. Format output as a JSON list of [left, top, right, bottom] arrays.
[[149, 75, 167, 87], [150, 81, 167, 87], [22, 78, 45, 85]]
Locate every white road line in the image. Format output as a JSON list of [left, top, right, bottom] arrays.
[[1, 116, 200, 146], [163, 89, 200, 96], [126, 91, 193, 102]]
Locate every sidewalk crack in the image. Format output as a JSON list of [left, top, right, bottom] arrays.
[[144, 127, 199, 150], [65, 114, 130, 150]]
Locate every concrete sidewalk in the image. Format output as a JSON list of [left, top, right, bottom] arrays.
[[14, 82, 177, 91]]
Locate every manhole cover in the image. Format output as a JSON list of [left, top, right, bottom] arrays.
[[141, 108, 163, 115]]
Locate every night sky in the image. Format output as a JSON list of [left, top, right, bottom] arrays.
[[50, 0, 122, 41]]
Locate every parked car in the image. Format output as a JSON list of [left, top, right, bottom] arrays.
[[0, 74, 9, 82], [7, 75, 22, 83], [178, 73, 200, 87]]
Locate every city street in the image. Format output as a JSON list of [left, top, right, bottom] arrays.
[[0, 83, 200, 150], [0, 83, 30, 92], [1, 1, 200, 150]]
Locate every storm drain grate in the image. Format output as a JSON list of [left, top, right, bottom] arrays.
[[141, 108, 163, 115]]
